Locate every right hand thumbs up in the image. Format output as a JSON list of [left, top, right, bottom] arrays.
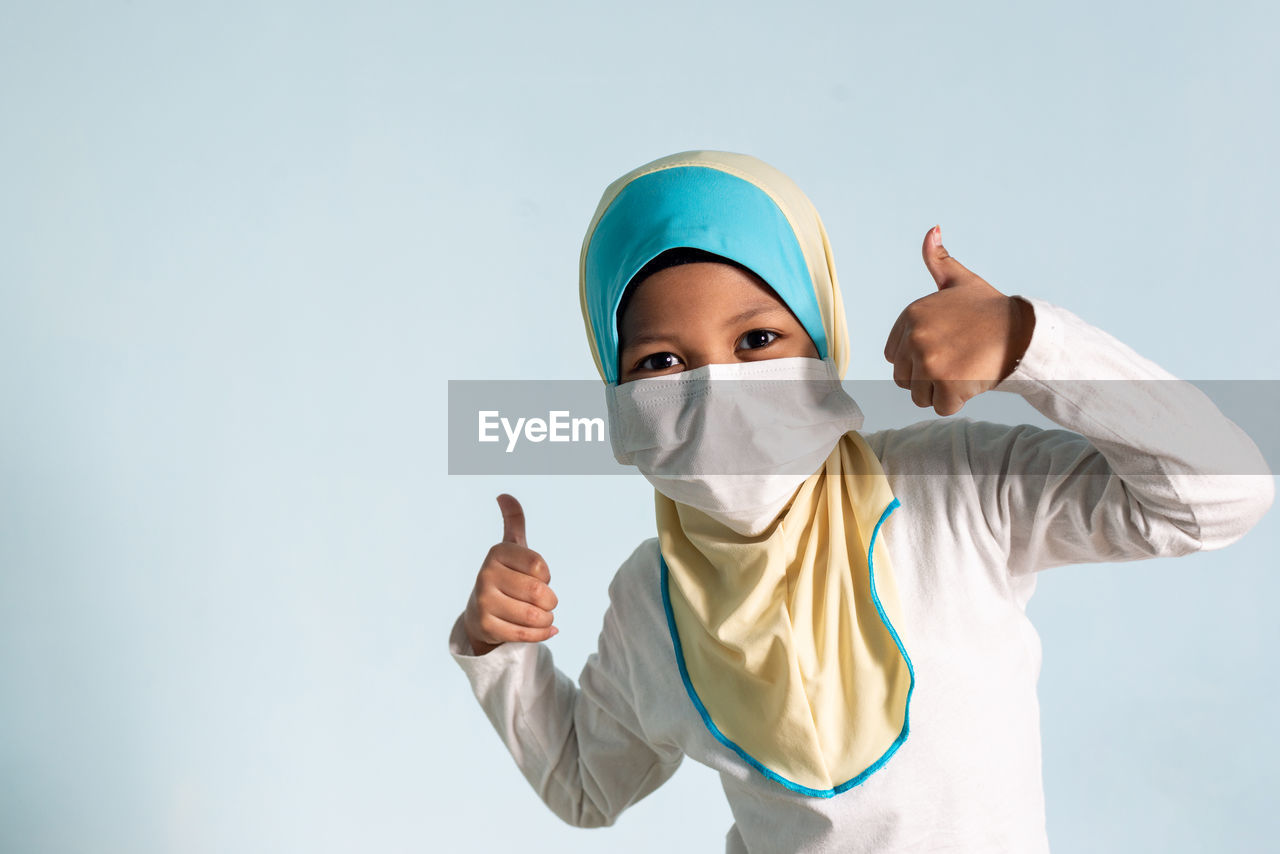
[[462, 494, 560, 656]]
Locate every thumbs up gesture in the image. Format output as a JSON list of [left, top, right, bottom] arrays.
[[462, 494, 560, 656], [883, 226, 1037, 416]]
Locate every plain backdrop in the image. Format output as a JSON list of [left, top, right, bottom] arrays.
[[2, 2, 1277, 852]]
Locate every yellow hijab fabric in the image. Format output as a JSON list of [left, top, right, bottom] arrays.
[[579, 151, 914, 797]]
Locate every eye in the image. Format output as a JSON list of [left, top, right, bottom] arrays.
[[738, 329, 779, 350], [637, 352, 682, 372]]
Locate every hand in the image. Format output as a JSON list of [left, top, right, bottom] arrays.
[[882, 225, 1036, 416], [462, 494, 560, 655]]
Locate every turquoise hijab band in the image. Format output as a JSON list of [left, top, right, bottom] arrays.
[[583, 165, 830, 385]]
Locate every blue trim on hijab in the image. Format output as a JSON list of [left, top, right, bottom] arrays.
[[585, 166, 829, 384], [658, 497, 912, 798]]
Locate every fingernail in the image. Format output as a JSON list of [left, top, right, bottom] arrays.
[[550, 627, 559, 636]]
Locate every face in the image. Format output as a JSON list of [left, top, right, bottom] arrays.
[[616, 262, 820, 384]]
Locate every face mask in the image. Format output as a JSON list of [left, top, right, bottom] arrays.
[[605, 356, 865, 536]]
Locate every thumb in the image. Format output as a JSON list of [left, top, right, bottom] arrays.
[[921, 225, 970, 290], [496, 493, 527, 547]]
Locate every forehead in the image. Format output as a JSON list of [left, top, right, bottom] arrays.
[[618, 256, 774, 320], [617, 262, 800, 340]]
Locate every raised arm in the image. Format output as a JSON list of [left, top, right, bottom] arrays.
[[450, 530, 682, 828], [882, 226, 1272, 575], [968, 295, 1273, 573]]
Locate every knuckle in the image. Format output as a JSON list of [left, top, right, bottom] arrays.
[[481, 553, 505, 577], [535, 583, 554, 609], [525, 575, 543, 601]]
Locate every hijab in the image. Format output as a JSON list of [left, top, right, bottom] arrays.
[[579, 150, 914, 797]]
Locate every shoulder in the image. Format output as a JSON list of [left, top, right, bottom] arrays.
[[859, 417, 978, 476], [606, 537, 663, 604], [601, 538, 665, 636], [861, 417, 962, 465], [594, 538, 674, 680], [860, 417, 1089, 478]]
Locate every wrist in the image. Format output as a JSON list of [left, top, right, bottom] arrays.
[[462, 615, 500, 656], [467, 633, 500, 656], [1001, 296, 1035, 380]]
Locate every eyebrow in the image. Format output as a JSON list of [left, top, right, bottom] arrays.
[[619, 302, 790, 352]]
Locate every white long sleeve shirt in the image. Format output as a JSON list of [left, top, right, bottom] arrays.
[[447, 296, 1273, 853]]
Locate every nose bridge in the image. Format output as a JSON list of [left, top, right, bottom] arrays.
[[682, 342, 740, 372]]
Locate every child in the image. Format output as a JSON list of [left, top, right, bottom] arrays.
[[448, 150, 1273, 853]]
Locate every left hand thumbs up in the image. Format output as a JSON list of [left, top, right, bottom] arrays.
[[883, 226, 1036, 416]]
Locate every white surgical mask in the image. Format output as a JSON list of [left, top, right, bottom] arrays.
[[605, 356, 864, 536]]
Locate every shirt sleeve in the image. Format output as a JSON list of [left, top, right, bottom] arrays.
[[447, 549, 683, 827], [964, 295, 1274, 575]]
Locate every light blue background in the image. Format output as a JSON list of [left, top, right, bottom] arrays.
[[2, 2, 1276, 852]]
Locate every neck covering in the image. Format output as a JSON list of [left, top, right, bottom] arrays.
[[579, 150, 915, 797]]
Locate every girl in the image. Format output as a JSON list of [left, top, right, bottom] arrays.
[[449, 150, 1272, 852]]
